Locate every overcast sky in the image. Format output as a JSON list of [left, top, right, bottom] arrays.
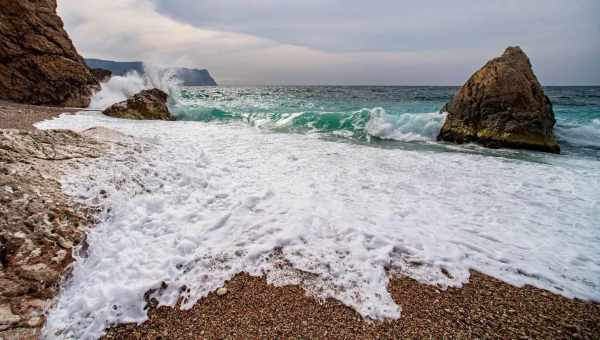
[[59, 0, 600, 85]]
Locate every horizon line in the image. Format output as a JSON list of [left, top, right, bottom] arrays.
[[204, 84, 600, 87]]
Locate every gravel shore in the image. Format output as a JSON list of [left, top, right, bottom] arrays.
[[106, 272, 600, 339], [0, 100, 81, 130]]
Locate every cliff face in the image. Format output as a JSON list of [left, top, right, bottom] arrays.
[[0, 0, 98, 107], [90, 68, 112, 83], [438, 47, 559, 153]]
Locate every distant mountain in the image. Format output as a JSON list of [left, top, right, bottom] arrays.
[[173, 67, 218, 87], [85, 58, 217, 86]]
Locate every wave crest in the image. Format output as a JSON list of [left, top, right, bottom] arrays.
[[366, 108, 445, 142], [174, 106, 446, 143], [90, 64, 181, 110], [556, 118, 600, 149]]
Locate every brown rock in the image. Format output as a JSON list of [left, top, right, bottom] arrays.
[[91, 68, 112, 83], [438, 46, 560, 153], [103, 89, 173, 120], [0, 129, 105, 336], [0, 0, 98, 107]]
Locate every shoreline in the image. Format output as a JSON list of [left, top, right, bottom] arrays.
[[105, 272, 600, 339], [0, 100, 83, 131], [0, 103, 108, 339], [1, 101, 599, 339]]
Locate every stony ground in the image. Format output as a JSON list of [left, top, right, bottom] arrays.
[[106, 272, 600, 339], [0, 102, 108, 339], [0, 100, 82, 131], [0, 128, 106, 339]]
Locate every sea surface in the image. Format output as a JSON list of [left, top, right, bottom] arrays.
[[174, 86, 600, 159], [38, 76, 600, 339]]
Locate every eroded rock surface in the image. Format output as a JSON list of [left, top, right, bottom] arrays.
[[0, 0, 98, 107], [91, 68, 112, 83], [438, 47, 560, 153], [103, 89, 173, 121], [0, 129, 106, 338]]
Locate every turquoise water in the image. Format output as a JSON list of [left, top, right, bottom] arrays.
[[172, 86, 600, 159]]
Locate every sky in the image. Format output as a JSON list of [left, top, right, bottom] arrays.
[[58, 0, 600, 85]]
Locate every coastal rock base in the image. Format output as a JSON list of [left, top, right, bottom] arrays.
[[0, 129, 106, 337], [91, 68, 112, 83], [438, 47, 560, 153], [0, 0, 98, 107], [103, 89, 173, 120]]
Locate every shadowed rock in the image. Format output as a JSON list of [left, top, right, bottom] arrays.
[[0, 0, 99, 107], [91, 68, 112, 83], [438, 47, 560, 153], [103, 89, 173, 121]]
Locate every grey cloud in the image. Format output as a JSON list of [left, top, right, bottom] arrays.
[[59, 0, 600, 85], [149, 0, 599, 53]]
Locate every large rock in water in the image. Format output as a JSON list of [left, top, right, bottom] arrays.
[[103, 89, 173, 120], [438, 47, 560, 153], [0, 0, 98, 107]]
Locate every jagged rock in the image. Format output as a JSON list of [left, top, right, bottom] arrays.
[[0, 0, 98, 107], [0, 129, 106, 336], [91, 68, 112, 83], [103, 89, 173, 120], [438, 47, 560, 153]]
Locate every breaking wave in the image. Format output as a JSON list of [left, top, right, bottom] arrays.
[[90, 64, 181, 110], [175, 106, 446, 143], [556, 119, 600, 149]]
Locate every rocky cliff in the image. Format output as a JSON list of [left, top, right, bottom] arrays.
[[0, 0, 98, 107], [90, 68, 112, 83], [438, 47, 560, 153]]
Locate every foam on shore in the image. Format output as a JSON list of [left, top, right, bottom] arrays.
[[37, 112, 600, 339]]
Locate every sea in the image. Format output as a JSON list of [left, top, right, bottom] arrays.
[[37, 72, 600, 339]]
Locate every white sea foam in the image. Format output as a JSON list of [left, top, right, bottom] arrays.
[[90, 65, 181, 110], [36, 113, 600, 339], [366, 108, 445, 142], [556, 118, 600, 148]]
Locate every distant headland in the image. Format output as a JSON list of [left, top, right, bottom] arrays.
[[85, 58, 218, 86]]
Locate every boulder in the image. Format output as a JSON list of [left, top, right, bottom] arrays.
[[0, 0, 99, 107], [91, 68, 112, 83], [438, 46, 560, 153], [103, 89, 173, 120]]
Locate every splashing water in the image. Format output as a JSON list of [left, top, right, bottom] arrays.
[[90, 64, 181, 110]]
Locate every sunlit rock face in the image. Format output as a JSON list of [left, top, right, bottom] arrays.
[[438, 46, 560, 153], [0, 0, 98, 107]]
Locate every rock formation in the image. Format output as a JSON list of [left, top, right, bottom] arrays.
[[103, 89, 173, 120], [438, 47, 560, 153], [0, 129, 106, 338], [91, 68, 112, 83], [0, 0, 98, 107]]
